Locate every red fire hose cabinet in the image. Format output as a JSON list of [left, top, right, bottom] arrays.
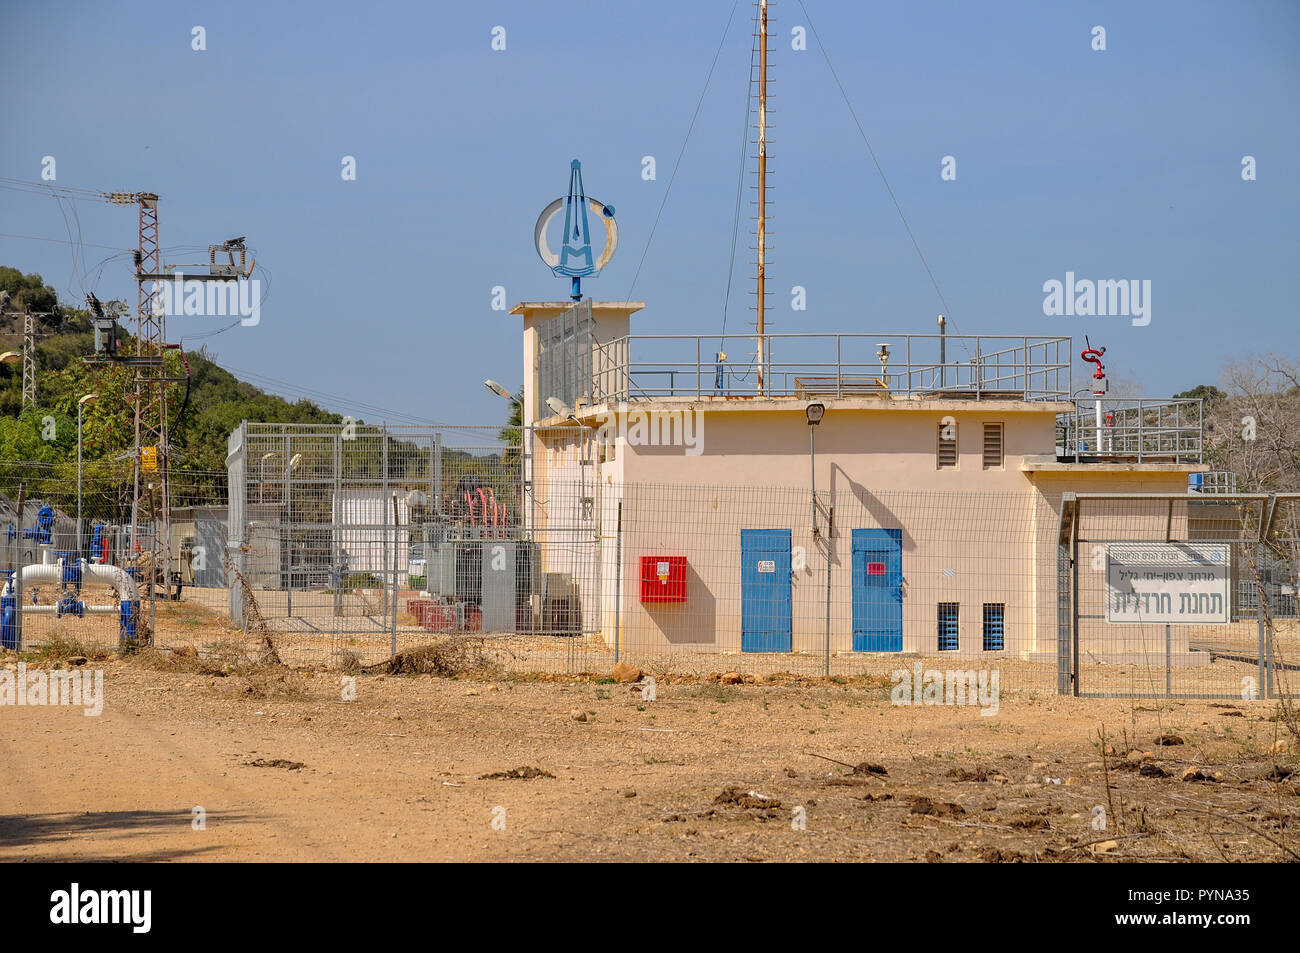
[[640, 556, 688, 603]]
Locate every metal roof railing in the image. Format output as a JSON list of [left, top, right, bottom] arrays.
[[590, 333, 1073, 403], [1057, 398, 1204, 464]]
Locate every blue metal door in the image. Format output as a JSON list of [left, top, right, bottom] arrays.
[[741, 529, 792, 652], [852, 529, 902, 651]]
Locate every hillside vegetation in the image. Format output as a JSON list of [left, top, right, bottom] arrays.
[[0, 265, 343, 474]]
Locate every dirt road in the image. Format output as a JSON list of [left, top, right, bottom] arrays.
[[1, 656, 1296, 862]]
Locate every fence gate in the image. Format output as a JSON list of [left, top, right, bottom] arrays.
[[1059, 492, 1299, 699]]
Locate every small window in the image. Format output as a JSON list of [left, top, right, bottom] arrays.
[[937, 602, 959, 651], [937, 422, 958, 469], [983, 422, 1004, 469], [982, 603, 1005, 651]]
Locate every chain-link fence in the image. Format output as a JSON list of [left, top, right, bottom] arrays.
[[1062, 492, 1300, 699], [4, 439, 1297, 704], [226, 423, 583, 669], [221, 423, 1062, 685], [0, 459, 227, 649]]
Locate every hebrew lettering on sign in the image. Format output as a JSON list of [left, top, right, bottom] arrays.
[[1105, 544, 1230, 625]]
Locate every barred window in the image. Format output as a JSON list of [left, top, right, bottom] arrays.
[[982, 603, 1005, 651], [938, 602, 959, 651]]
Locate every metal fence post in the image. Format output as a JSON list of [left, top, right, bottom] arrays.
[[12, 484, 25, 651], [1170, 621, 1180, 696], [823, 505, 833, 677], [333, 433, 342, 617], [1071, 507, 1081, 697], [391, 492, 399, 658], [1137, 400, 1145, 462], [1256, 540, 1267, 699], [614, 500, 622, 663]]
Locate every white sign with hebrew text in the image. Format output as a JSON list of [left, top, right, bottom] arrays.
[[1106, 543, 1230, 624]]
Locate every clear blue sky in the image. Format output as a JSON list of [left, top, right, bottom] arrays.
[[2, 0, 1297, 424]]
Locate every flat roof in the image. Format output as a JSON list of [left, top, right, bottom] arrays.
[[509, 300, 645, 315], [558, 397, 1076, 420]]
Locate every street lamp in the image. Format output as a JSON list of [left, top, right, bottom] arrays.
[[806, 402, 830, 677], [806, 403, 825, 536], [567, 413, 594, 523], [77, 394, 97, 557], [285, 453, 302, 505], [259, 451, 277, 504], [486, 380, 531, 531]]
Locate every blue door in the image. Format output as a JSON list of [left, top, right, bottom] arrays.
[[741, 529, 792, 652], [852, 529, 903, 651]]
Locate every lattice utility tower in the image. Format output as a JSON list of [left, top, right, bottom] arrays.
[[103, 191, 183, 634], [97, 191, 249, 635], [21, 312, 36, 406]]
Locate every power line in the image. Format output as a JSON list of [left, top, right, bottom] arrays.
[[625, 0, 742, 299], [0, 178, 111, 202], [0, 231, 132, 253], [721, 11, 760, 345], [216, 362, 499, 437], [797, 0, 968, 353]]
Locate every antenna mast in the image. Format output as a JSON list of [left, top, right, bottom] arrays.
[[755, 0, 768, 394]]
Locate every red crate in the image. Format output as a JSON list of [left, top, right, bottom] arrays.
[[640, 556, 687, 603]]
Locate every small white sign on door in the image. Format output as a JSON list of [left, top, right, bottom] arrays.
[[757, 560, 776, 573]]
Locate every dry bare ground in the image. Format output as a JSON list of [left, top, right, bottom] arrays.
[[1, 615, 1297, 862]]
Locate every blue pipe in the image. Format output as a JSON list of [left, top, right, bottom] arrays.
[[119, 600, 139, 643]]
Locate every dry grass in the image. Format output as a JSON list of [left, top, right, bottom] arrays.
[[363, 637, 499, 678], [129, 638, 306, 699], [22, 634, 114, 664]]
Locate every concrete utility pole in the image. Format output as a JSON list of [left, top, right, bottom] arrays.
[[755, 0, 768, 395]]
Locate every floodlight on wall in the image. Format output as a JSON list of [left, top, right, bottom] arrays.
[[546, 396, 573, 417]]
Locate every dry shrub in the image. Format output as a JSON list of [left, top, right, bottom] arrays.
[[130, 645, 205, 674], [130, 639, 303, 698], [335, 650, 362, 675], [224, 559, 282, 666], [230, 669, 307, 699], [27, 634, 114, 664], [365, 637, 496, 678]]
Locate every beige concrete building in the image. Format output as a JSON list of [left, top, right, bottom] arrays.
[[511, 300, 1207, 665]]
